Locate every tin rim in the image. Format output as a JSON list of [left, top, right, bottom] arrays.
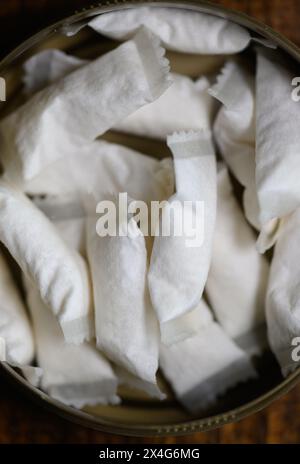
[[1, 0, 300, 436]]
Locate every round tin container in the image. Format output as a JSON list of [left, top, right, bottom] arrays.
[[0, 0, 300, 436]]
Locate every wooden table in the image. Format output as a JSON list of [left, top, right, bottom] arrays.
[[0, 0, 300, 444]]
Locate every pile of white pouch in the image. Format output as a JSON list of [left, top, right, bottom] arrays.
[[0, 7, 300, 412]]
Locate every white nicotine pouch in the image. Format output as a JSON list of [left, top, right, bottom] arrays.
[[85, 7, 255, 54], [114, 75, 216, 139], [0, 251, 34, 365], [24, 279, 120, 408], [148, 130, 217, 345], [160, 299, 257, 412], [0, 181, 92, 344], [24, 140, 174, 204], [210, 60, 256, 198], [266, 208, 300, 377], [255, 48, 300, 228], [86, 198, 160, 388], [22, 48, 214, 141], [206, 165, 269, 355]]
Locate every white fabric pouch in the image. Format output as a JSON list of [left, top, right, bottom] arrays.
[[114, 74, 215, 139], [24, 279, 120, 408], [22, 49, 215, 140], [256, 48, 300, 227], [210, 59, 281, 251], [0, 27, 171, 182], [25, 140, 174, 203], [0, 181, 92, 344], [65, 7, 261, 54], [148, 131, 217, 345], [160, 299, 256, 412], [266, 208, 300, 377], [206, 165, 269, 355], [210, 60, 256, 205], [86, 198, 160, 387], [0, 251, 34, 365]]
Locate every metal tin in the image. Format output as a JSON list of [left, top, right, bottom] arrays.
[[1, 1, 300, 436]]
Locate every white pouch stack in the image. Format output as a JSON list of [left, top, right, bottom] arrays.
[[0, 27, 171, 183], [206, 165, 269, 354], [22, 197, 119, 407], [266, 208, 300, 377], [148, 131, 217, 345], [160, 299, 256, 412], [66, 7, 256, 54], [0, 251, 34, 365], [0, 181, 92, 344], [256, 49, 300, 227], [2, 5, 295, 413]]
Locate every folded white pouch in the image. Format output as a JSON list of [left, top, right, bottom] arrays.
[[206, 165, 269, 355], [148, 131, 217, 345], [23, 49, 87, 94], [115, 75, 215, 139], [25, 140, 174, 203], [0, 251, 34, 365], [210, 60, 281, 251], [22, 49, 214, 140], [0, 181, 92, 344], [266, 208, 300, 377], [86, 201, 160, 385], [67, 7, 255, 54], [256, 48, 300, 226], [160, 299, 257, 412], [210, 61, 254, 184], [24, 279, 120, 408], [210, 61, 258, 222], [0, 27, 171, 182]]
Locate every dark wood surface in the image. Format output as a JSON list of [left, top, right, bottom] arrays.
[[0, 0, 300, 444]]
